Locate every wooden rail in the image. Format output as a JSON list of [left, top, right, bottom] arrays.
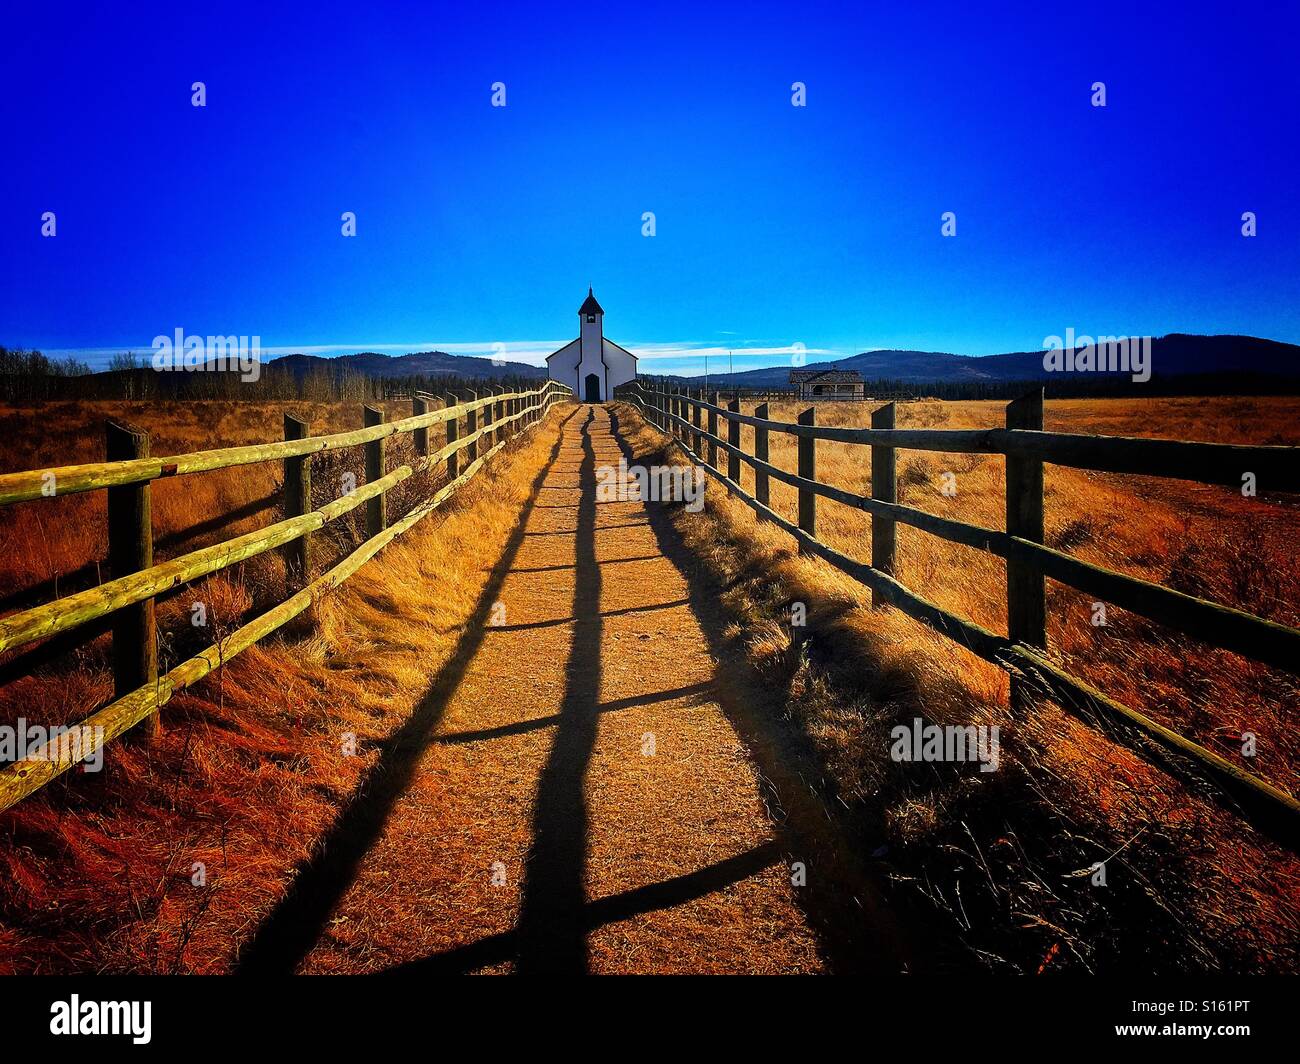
[[0, 380, 572, 811], [622, 380, 1300, 851]]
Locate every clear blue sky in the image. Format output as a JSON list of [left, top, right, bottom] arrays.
[[2, 1, 1297, 374]]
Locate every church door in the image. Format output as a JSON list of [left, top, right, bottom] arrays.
[[584, 373, 601, 402]]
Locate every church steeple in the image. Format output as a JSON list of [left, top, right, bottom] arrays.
[[579, 287, 604, 321]]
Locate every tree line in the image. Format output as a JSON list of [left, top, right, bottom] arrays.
[[0, 347, 545, 402]]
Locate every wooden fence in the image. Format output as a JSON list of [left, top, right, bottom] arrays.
[[621, 380, 1300, 851], [0, 380, 572, 810], [667, 388, 923, 403]]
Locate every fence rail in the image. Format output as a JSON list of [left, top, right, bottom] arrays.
[[0, 380, 572, 811], [621, 380, 1300, 851]]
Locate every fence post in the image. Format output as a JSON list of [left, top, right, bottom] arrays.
[[443, 393, 461, 479], [283, 413, 312, 588], [106, 420, 158, 740], [754, 402, 770, 506], [707, 392, 720, 468], [484, 388, 497, 449], [727, 398, 741, 483], [870, 402, 897, 607], [465, 390, 479, 463], [412, 397, 429, 458], [1006, 388, 1047, 713], [797, 407, 816, 552], [363, 405, 386, 536]]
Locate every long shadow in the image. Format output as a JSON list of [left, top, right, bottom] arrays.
[[524, 520, 648, 537], [234, 408, 578, 974], [380, 840, 781, 975], [434, 681, 713, 745], [512, 554, 660, 574], [512, 407, 603, 974], [605, 405, 968, 973], [485, 598, 688, 633]]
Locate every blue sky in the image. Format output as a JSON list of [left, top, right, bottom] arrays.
[[1, 1, 1297, 375]]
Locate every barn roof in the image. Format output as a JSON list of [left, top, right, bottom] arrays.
[[790, 368, 864, 385]]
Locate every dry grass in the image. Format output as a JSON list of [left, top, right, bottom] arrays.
[[0, 399, 569, 973], [631, 394, 1300, 973]]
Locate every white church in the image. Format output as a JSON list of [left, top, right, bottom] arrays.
[[546, 289, 639, 402]]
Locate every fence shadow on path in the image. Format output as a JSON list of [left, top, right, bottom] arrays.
[[513, 407, 603, 973], [233, 409, 578, 974], [604, 404, 971, 974]]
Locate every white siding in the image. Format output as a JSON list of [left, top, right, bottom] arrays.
[[602, 339, 638, 394]]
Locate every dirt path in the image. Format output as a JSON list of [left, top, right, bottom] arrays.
[[242, 405, 822, 974]]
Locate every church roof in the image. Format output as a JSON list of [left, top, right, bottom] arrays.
[[578, 288, 604, 316]]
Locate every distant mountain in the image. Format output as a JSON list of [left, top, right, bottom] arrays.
[[270, 350, 548, 380], [681, 335, 1300, 388], [264, 334, 1300, 390]]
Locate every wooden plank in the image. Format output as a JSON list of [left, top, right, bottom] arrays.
[[754, 403, 770, 507], [1006, 389, 1046, 714], [0, 464, 414, 656], [105, 421, 158, 741], [870, 402, 897, 608], [797, 406, 816, 552], [1005, 644, 1300, 852], [1002, 429, 1300, 490], [676, 408, 1007, 555], [1006, 535, 1300, 676], [0, 390, 534, 505], [364, 406, 386, 536], [283, 413, 311, 587]]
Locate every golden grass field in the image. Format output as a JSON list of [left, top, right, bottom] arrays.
[[0, 398, 554, 971], [0, 393, 1295, 973], [636, 393, 1300, 972]]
